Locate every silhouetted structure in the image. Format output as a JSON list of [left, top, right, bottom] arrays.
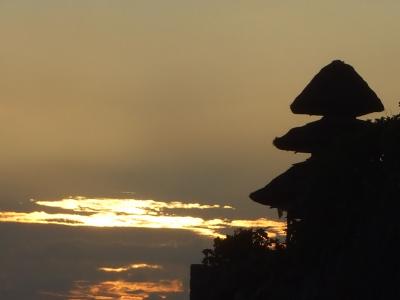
[[191, 60, 400, 300], [290, 60, 384, 116], [250, 60, 384, 244]]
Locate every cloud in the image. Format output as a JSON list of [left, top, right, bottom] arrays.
[[0, 222, 202, 300], [0, 196, 284, 299], [99, 263, 163, 273], [0, 197, 286, 238], [40, 279, 183, 300]]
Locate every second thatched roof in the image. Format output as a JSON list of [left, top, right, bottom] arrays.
[[273, 117, 371, 153]]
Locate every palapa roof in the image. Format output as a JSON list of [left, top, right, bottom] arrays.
[[249, 161, 316, 211], [273, 117, 371, 153], [290, 60, 384, 116]]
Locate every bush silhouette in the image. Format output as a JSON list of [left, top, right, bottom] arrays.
[[202, 228, 284, 267]]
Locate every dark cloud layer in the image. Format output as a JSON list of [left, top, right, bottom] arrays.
[[0, 223, 207, 299]]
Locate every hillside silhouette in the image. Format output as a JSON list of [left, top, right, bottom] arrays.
[[191, 60, 400, 300]]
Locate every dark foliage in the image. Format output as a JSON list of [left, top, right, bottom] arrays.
[[202, 228, 284, 267], [195, 228, 287, 300]]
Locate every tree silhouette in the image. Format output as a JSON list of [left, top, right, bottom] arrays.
[[202, 228, 284, 267]]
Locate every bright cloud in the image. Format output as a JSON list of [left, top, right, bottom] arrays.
[[0, 197, 286, 238], [98, 263, 163, 273]]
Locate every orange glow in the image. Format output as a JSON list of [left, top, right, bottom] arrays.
[[36, 197, 232, 214], [68, 279, 183, 300], [99, 263, 162, 273], [230, 219, 287, 237], [98, 266, 129, 273], [0, 197, 286, 238]]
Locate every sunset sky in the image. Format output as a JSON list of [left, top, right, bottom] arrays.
[[1, 1, 400, 299]]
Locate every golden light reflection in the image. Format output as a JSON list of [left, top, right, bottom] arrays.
[[44, 279, 183, 300], [0, 197, 286, 238], [36, 198, 233, 215], [99, 263, 162, 273]]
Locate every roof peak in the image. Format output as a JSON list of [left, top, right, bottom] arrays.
[[290, 60, 384, 117]]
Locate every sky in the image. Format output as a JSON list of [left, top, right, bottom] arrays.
[[1, 1, 400, 299]]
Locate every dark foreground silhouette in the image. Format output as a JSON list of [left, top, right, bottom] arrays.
[[191, 61, 400, 300]]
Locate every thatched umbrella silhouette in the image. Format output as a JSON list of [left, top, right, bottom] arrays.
[[250, 60, 384, 231], [290, 60, 384, 116], [273, 117, 371, 153]]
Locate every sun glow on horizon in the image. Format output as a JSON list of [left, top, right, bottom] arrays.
[[41, 279, 183, 300], [0, 197, 286, 238], [98, 263, 163, 273]]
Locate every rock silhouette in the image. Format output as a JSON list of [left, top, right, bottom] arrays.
[[191, 60, 400, 300]]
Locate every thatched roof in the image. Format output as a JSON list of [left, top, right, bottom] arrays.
[[290, 60, 384, 116], [249, 161, 316, 211], [273, 117, 371, 153], [249, 158, 346, 212]]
